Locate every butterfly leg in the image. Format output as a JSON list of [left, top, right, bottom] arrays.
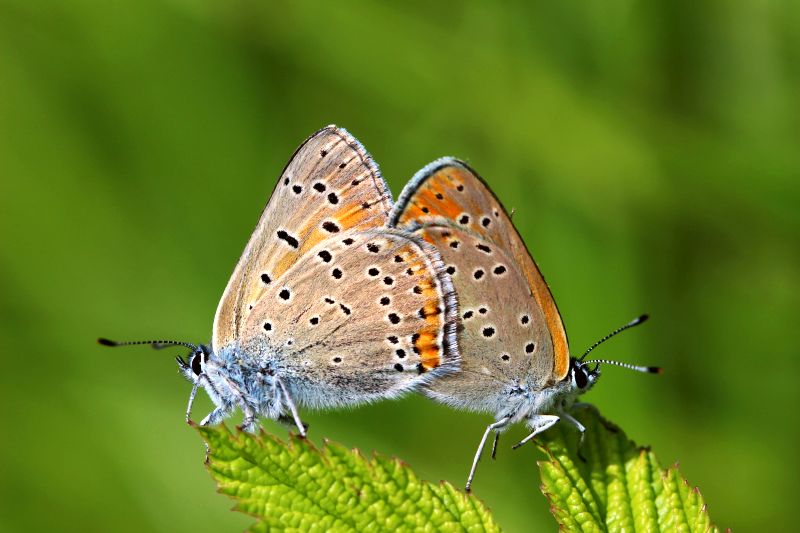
[[240, 413, 260, 433], [185, 381, 201, 423], [198, 408, 226, 463], [186, 374, 219, 423], [466, 417, 510, 492], [278, 414, 310, 433], [560, 411, 586, 444], [560, 411, 588, 460], [199, 407, 227, 426], [276, 377, 307, 438], [490, 432, 500, 460], [234, 398, 259, 433], [511, 415, 560, 450]]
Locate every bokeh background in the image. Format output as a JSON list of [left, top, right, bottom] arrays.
[[1, 1, 798, 531]]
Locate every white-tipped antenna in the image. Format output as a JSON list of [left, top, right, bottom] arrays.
[[97, 338, 199, 351], [582, 358, 662, 374], [578, 314, 649, 362]]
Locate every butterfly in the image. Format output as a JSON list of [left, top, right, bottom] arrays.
[[100, 126, 459, 436], [389, 157, 660, 490]]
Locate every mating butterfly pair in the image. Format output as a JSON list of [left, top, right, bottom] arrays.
[[100, 126, 659, 490]]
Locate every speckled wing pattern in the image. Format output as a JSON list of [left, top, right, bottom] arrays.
[[237, 229, 458, 407], [389, 158, 569, 409], [214, 126, 393, 349], [212, 127, 458, 408]]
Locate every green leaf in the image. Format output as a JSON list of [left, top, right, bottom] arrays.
[[536, 408, 723, 532], [197, 424, 500, 532]]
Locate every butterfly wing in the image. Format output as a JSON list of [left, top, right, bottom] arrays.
[[236, 228, 458, 407], [214, 126, 393, 350], [401, 224, 554, 411], [213, 127, 457, 407], [390, 158, 569, 393]]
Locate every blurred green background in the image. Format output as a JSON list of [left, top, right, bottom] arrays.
[[1, 1, 798, 531]]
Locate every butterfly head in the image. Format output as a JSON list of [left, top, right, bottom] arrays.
[[567, 357, 601, 394], [97, 337, 218, 384], [563, 314, 661, 396], [176, 344, 213, 382]]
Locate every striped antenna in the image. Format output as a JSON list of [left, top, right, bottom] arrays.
[[581, 358, 662, 374], [97, 338, 198, 351], [578, 314, 649, 362]]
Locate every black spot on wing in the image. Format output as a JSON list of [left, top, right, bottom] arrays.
[[277, 230, 299, 248]]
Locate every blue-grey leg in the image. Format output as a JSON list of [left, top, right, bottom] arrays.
[[491, 432, 500, 460], [560, 411, 586, 447], [277, 377, 307, 438], [240, 413, 259, 433], [511, 415, 560, 450], [199, 407, 226, 427], [211, 373, 257, 433], [186, 374, 217, 424], [466, 417, 511, 492], [185, 381, 200, 423], [236, 397, 257, 433], [277, 414, 309, 433], [198, 407, 227, 463], [560, 410, 588, 460]]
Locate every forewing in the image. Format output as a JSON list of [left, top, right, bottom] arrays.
[[390, 158, 569, 381], [214, 126, 393, 350], [236, 229, 458, 407]]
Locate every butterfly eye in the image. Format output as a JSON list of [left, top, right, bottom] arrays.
[[574, 366, 588, 389], [191, 351, 204, 376]]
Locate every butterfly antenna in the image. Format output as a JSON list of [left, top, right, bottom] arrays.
[[581, 358, 662, 374], [97, 338, 199, 351], [578, 314, 649, 362]]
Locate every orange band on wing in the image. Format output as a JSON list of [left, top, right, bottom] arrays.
[[416, 283, 443, 370], [413, 328, 441, 370]]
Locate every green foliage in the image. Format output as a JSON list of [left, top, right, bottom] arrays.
[[537, 408, 721, 532], [198, 424, 500, 532], [200, 409, 723, 532]]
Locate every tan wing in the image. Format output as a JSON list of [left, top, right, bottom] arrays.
[[408, 225, 554, 410], [214, 126, 393, 350], [390, 158, 569, 381], [236, 229, 458, 407]]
